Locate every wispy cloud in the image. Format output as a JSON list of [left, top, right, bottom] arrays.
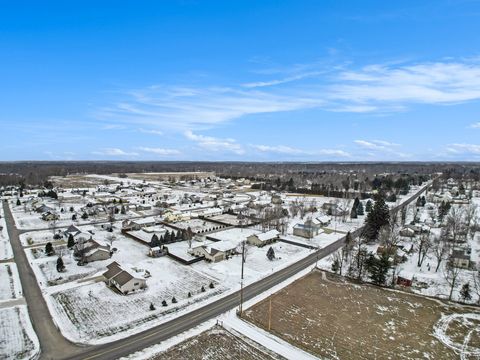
[[469, 122, 480, 129], [138, 128, 164, 135], [92, 148, 138, 157], [354, 139, 410, 158], [95, 59, 480, 138], [185, 130, 245, 154], [242, 71, 323, 88], [252, 144, 350, 157], [137, 147, 181, 156], [330, 62, 480, 109], [446, 143, 480, 155]]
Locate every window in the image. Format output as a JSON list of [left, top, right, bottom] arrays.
[[134, 282, 139, 286]]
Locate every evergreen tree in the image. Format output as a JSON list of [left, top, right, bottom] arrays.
[[201, 286, 206, 292], [365, 200, 373, 213], [209, 282, 215, 289], [162, 300, 168, 307], [460, 283, 472, 301], [331, 258, 340, 273], [67, 234, 75, 248], [56, 256, 65, 272], [81, 212, 88, 220], [357, 201, 364, 216], [366, 253, 390, 285], [172, 296, 177, 303], [266, 246, 275, 261], [350, 206, 357, 219], [150, 234, 159, 247], [362, 195, 390, 242], [149, 302, 156, 311], [187, 292, 192, 298], [72, 214, 77, 221], [45, 242, 54, 256], [16, 199, 21, 206]]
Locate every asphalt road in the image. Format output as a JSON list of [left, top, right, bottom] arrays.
[[4, 182, 430, 360], [2, 201, 86, 360]]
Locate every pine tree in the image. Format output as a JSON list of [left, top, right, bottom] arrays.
[[266, 246, 275, 261], [81, 212, 88, 220], [460, 283, 472, 302], [365, 200, 372, 213], [149, 302, 156, 310], [331, 258, 340, 273], [162, 300, 168, 307], [357, 201, 364, 216], [16, 199, 21, 206], [362, 195, 390, 242], [350, 206, 358, 219], [201, 286, 206, 292], [67, 234, 75, 248], [209, 282, 215, 289], [187, 292, 192, 298], [172, 297, 177, 303], [150, 234, 159, 247], [56, 256, 65, 272], [366, 253, 390, 285], [45, 242, 54, 256]]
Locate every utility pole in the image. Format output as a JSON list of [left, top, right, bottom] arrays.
[[238, 241, 245, 316]]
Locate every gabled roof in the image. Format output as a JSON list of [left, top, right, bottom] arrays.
[[256, 230, 279, 242]]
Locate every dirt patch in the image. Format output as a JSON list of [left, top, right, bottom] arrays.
[[243, 270, 480, 360], [152, 325, 283, 360]]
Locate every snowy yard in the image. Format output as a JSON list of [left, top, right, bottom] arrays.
[[0, 306, 39, 360], [0, 216, 13, 260], [47, 257, 224, 343], [0, 264, 22, 302]]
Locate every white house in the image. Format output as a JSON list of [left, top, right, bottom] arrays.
[[247, 230, 279, 247], [103, 262, 147, 295]]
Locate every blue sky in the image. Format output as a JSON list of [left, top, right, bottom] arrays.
[[2, 0, 480, 161]]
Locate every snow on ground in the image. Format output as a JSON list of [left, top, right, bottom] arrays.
[[0, 306, 40, 360], [47, 256, 224, 343], [0, 263, 22, 302], [0, 211, 13, 260], [434, 313, 480, 359]]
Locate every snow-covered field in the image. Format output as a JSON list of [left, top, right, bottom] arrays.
[[47, 257, 224, 343], [0, 214, 13, 260], [0, 264, 22, 302], [0, 306, 39, 360]]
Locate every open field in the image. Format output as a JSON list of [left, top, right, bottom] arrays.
[[48, 259, 224, 342], [0, 306, 39, 360], [151, 325, 283, 360], [243, 270, 480, 360]]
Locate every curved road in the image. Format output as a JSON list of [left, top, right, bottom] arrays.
[[3, 183, 430, 360]]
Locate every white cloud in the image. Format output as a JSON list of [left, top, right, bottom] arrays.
[[242, 71, 323, 88], [137, 147, 181, 156], [92, 148, 138, 156], [185, 130, 245, 154], [469, 122, 480, 129], [354, 139, 409, 158], [252, 144, 306, 155], [330, 61, 480, 109], [95, 59, 480, 136], [138, 128, 164, 135], [252, 144, 350, 157], [447, 143, 480, 155]]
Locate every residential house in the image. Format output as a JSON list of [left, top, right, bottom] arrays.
[[451, 248, 471, 269], [247, 230, 279, 247], [74, 238, 111, 264], [293, 219, 323, 238], [103, 262, 147, 295]]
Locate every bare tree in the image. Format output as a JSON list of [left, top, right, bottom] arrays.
[[432, 230, 450, 272], [416, 231, 432, 267], [443, 257, 463, 301]]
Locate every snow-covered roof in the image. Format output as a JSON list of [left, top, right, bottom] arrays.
[[256, 230, 279, 242]]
